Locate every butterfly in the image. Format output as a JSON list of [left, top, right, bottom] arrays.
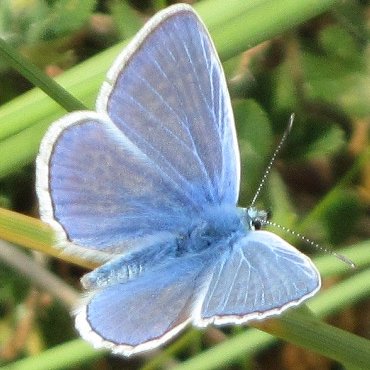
[[36, 3, 321, 356]]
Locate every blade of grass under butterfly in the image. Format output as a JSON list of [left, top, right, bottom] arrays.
[[0, 207, 96, 269]]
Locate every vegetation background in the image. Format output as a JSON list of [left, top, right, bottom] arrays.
[[0, 0, 369, 369]]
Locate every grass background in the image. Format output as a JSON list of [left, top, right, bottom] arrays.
[[0, 0, 369, 369]]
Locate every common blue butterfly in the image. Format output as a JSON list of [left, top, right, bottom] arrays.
[[36, 4, 320, 356]]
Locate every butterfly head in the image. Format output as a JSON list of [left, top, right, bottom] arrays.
[[243, 207, 269, 231]]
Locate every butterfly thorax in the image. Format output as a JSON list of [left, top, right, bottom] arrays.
[[176, 205, 268, 256]]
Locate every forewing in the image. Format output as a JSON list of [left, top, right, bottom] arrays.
[[74, 254, 209, 356], [198, 231, 321, 325], [98, 4, 240, 206], [36, 113, 193, 261], [36, 5, 240, 260]]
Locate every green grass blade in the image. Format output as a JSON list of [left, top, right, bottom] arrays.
[[1, 339, 104, 370], [0, 38, 86, 112]]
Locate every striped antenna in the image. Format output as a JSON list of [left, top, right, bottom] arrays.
[[265, 220, 356, 268], [250, 114, 294, 207]]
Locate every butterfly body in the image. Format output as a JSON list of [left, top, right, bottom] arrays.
[[81, 205, 249, 289], [36, 4, 321, 356]]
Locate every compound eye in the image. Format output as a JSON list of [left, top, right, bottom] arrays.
[[252, 219, 262, 230]]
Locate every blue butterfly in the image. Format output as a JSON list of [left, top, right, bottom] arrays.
[[36, 4, 320, 356]]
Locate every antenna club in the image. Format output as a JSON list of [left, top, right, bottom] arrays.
[[288, 113, 295, 132]]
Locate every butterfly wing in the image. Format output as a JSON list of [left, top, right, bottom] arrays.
[[197, 231, 321, 326], [75, 253, 211, 356], [36, 4, 239, 260], [37, 113, 194, 260], [74, 230, 320, 355], [97, 4, 239, 207]]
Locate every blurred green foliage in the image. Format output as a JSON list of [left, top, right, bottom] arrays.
[[0, 0, 369, 369], [0, 0, 97, 70]]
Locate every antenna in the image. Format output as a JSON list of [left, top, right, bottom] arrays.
[[250, 113, 294, 207], [265, 220, 356, 268], [252, 114, 355, 268]]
